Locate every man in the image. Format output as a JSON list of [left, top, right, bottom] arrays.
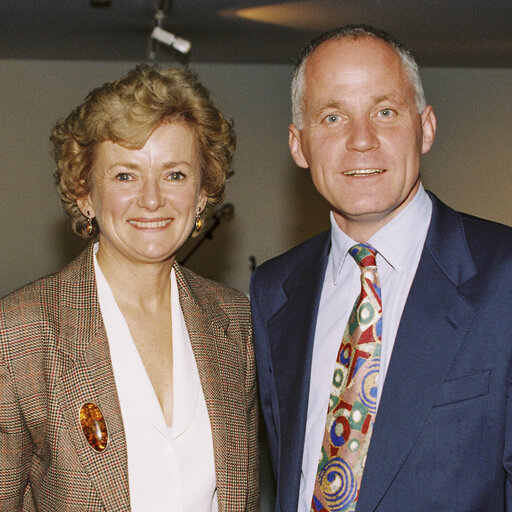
[[251, 25, 512, 512]]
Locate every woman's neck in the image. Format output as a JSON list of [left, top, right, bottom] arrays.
[[95, 245, 174, 312]]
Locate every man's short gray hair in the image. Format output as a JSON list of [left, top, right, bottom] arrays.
[[291, 25, 427, 129]]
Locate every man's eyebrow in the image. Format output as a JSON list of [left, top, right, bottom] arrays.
[[371, 92, 407, 105], [312, 92, 408, 111], [310, 99, 346, 114]]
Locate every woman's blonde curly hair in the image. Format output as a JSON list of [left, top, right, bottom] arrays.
[[51, 64, 236, 238]]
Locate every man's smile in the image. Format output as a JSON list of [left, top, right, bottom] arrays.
[[342, 169, 386, 176]]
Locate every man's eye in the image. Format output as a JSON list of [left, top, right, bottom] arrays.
[[379, 108, 394, 117], [325, 114, 340, 123]]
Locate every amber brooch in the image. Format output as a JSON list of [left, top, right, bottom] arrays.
[[79, 402, 109, 452]]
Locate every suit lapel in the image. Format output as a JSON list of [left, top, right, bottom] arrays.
[[174, 264, 246, 512], [268, 233, 330, 512], [55, 245, 131, 511], [357, 196, 477, 511]]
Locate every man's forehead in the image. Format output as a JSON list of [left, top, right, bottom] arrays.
[[307, 37, 401, 74], [303, 37, 411, 99]]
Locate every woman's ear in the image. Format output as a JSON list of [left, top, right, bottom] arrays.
[[198, 191, 208, 213], [77, 195, 95, 219]]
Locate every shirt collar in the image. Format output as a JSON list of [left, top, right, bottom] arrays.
[[329, 215, 356, 282], [330, 184, 432, 281]]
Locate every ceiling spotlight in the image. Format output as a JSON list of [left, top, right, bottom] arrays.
[[151, 26, 191, 54]]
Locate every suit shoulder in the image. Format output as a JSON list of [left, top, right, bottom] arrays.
[[0, 272, 60, 326], [0, 246, 91, 327], [0, 272, 63, 370], [460, 213, 512, 263], [431, 193, 512, 250], [461, 213, 512, 243], [252, 231, 330, 289], [429, 194, 512, 273], [177, 264, 249, 307], [176, 266, 251, 353]]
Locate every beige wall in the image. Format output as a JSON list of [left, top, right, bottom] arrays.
[[0, 60, 511, 299], [421, 67, 512, 221]]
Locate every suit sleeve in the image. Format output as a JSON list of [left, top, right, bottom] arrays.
[[504, 363, 512, 509], [0, 352, 32, 511], [250, 268, 279, 479]]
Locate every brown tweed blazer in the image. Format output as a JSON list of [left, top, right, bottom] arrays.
[[0, 244, 258, 511]]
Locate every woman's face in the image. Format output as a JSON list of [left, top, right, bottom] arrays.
[[78, 121, 206, 267]]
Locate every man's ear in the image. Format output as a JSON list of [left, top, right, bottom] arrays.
[[420, 105, 436, 155], [288, 124, 309, 169]]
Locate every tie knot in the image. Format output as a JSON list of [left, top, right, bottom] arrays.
[[349, 243, 378, 269]]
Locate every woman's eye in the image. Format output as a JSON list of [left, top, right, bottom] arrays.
[[115, 172, 133, 181], [168, 171, 185, 180]]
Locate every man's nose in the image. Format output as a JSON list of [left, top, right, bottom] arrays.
[[346, 117, 380, 152]]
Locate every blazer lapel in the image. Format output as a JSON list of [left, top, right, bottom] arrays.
[[357, 195, 477, 512], [55, 245, 130, 511], [174, 264, 246, 512], [268, 232, 330, 512]]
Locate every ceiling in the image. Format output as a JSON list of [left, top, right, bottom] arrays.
[[1, 0, 511, 67]]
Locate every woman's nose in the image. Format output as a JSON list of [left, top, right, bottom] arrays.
[[138, 177, 165, 210]]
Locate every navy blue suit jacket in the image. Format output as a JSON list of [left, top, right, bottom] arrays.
[[251, 193, 512, 511]]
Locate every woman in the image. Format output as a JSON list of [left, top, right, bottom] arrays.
[[0, 65, 257, 511]]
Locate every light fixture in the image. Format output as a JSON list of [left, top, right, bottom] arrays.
[[151, 26, 191, 54], [149, 6, 191, 59]]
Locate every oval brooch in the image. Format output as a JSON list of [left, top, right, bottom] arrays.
[[79, 402, 109, 452]]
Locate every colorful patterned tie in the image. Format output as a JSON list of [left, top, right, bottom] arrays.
[[311, 243, 382, 512]]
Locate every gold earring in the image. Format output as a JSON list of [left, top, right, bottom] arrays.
[[86, 212, 93, 235], [194, 214, 203, 232]]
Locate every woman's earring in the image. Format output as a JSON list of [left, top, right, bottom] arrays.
[[194, 208, 203, 232], [86, 211, 93, 235]]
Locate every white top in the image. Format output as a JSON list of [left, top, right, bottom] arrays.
[[298, 185, 433, 511], [94, 249, 218, 512]]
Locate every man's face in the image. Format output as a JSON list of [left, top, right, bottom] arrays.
[[289, 37, 436, 240]]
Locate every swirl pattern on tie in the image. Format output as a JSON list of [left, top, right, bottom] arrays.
[[311, 243, 382, 512]]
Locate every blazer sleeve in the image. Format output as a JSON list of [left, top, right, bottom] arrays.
[[244, 319, 259, 512], [0, 350, 33, 510]]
